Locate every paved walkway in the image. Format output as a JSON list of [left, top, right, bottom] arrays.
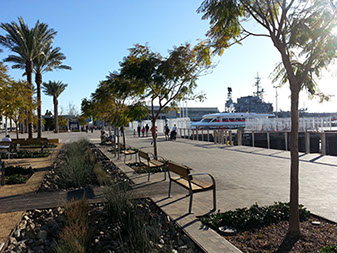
[[123, 132, 337, 223], [101, 147, 241, 252]]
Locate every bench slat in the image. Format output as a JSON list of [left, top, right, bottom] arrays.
[[167, 161, 190, 177], [171, 177, 203, 191]]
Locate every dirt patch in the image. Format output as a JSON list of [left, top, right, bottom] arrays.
[[225, 216, 337, 252], [0, 211, 24, 246]]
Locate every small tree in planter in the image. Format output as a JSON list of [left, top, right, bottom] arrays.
[[120, 43, 212, 158]]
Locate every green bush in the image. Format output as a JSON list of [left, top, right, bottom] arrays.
[[5, 174, 31, 184], [0, 150, 50, 159], [200, 202, 310, 231], [55, 139, 95, 188], [4, 166, 34, 176], [321, 246, 337, 253]]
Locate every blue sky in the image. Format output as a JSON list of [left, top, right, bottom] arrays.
[[1, 0, 336, 114]]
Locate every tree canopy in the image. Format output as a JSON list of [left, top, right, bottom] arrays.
[[198, 0, 337, 237]]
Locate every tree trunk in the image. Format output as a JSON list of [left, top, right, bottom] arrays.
[[151, 119, 158, 158], [15, 120, 19, 139], [54, 96, 59, 133], [35, 73, 43, 138], [122, 127, 126, 147], [26, 60, 34, 139], [287, 87, 301, 238]]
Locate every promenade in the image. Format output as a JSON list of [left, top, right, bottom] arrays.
[[123, 131, 337, 223]]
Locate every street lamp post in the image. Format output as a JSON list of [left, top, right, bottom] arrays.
[[273, 86, 279, 118]]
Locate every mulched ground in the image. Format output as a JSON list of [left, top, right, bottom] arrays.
[[225, 216, 337, 252]]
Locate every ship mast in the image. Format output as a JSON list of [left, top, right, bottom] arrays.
[[253, 73, 264, 100]]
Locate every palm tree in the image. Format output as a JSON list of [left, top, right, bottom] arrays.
[[4, 43, 71, 138], [42, 81, 67, 133], [34, 44, 71, 138], [0, 17, 56, 138]]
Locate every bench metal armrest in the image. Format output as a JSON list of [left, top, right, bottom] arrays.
[[148, 152, 166, 162], [189, 172, 216, 186]]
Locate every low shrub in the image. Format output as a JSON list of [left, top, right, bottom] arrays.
[[200, 202, 310, 231], [4, 166, 35, 184], [0, 150, 50, 159], [321, 246, 337, 253], [53, 199, 91, 253], [93, 162, 111, 186], [55, 139, 96, 188], [4, 166, 34, 176], [5, 174, 31, 184], [104, 184, 153, 252]]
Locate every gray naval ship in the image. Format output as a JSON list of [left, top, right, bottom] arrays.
[[225, 75, 273, 114]]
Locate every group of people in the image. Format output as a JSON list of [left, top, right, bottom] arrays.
[[135, 123, 178, 141], [164, 124, 177, 141], [136, 124, 150, 137]]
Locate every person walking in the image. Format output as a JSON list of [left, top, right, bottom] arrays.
[[142, 126, 145, 137], [137, 125, 141, 137], [145, 124, 149, 137], [171, 124, 177, 140], [164, 124, 170, 140]]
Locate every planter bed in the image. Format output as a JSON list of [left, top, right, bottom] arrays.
[[32, 142, 204, 252], [0, 151, 50, 159], [4, 166, 35, 185], [200, 202, 337, 252]]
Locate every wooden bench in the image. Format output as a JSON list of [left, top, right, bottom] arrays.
[[0, 142, 20, 153], [137, 150, 167, 181], [167, 161, 216, 214], [12, 138, 48, 151], [119, 143, 138, 163]]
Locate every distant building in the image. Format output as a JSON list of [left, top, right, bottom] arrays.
[[146, 106, 219, 121]]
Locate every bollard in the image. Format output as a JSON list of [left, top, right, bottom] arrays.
[[237, 130, 242, 146], [184, 128, 186, 139], [207, 129, 210, 142], [201, 129, 204, 142], [229, 131, 232, 146], [305, 131, 310, 154], [214, 130, 217, 144], [267, 132, 270, 149], [252, 131, 255, 147], [220, 130, 224, 145], [196, 129, 199, 141], [224, 130, 228, 146], [285, 132, 288, 151], [321, 132, 326, 155]]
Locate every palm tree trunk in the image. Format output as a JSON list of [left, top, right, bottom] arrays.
[[26, 60, 34, 139], [54, 96, 59, 133], [35, 73, 43, 138], [288, 87, 301, 237]]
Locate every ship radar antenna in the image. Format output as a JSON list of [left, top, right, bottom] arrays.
[[225, 87, 235, 112], [253, 73, 264, 100]]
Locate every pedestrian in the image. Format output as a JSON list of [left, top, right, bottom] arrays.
[[142, 126, 145, 137], [171, 124, 177, 140], [145, 124, 149, 137], [137, 125, 141, 137], [164, 124, 170, 140]]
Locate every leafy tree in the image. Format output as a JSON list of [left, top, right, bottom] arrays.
[[42, 81, 67, 133], [198, 0, 337, 237], [0, 17, 56, 138], [83, 74, 148, 146], [0, 66, 35, 138], [120, 43, 211, 157]]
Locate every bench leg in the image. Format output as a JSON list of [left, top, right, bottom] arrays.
[[147, 171, 150, 181], [212, 187, 216, 212], [168, 180, 172, 198], [163, 169, 166, 181], [189, 192, 193, 214]]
